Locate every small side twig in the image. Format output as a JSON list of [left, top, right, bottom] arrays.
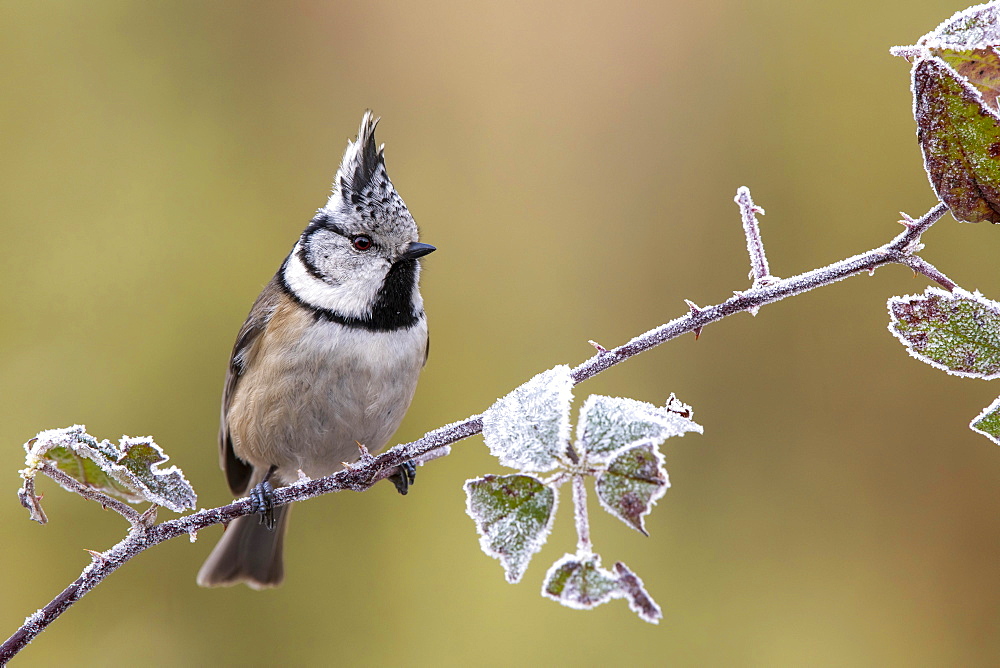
[[572, 475, 592, 554], [735, 186, 774, 286], [899, 255, 957, 291]]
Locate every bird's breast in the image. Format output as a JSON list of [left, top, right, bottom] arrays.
[[227, 298, 428, 482]]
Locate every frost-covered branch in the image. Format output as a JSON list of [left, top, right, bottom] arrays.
[[0, 198, 952, 661], [572, 200, 949, 385], [2, 442, 453, 663]]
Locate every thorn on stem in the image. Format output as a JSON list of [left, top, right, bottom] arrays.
[[354, 441, 375, 466], [587, 339, 608, 354], [898, 212, 917, 228], [84, 549, 107, 564], [685, 300, 705, 339]]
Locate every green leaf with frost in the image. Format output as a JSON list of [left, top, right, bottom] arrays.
[[464, 474, 557, 583], [577, 394, 701, 462], [42, 434, 137, 500], [19, 426, 197, 519], [910, 2, 1000, 94], [542, 553, 621, 610], [542, 553, 662, 623], [897, 4, 1000, 219], [931, 48, 1000, 110], [595, 443, 669, 535], [481, 365, 573, 472], [912, 56, 1000, 223], [971, 396, 1000, 444], [888, 287, 1000, 378], [108, 436, 198, 511]]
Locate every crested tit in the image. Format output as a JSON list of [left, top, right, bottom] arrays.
[[197, 112, 434, 589]]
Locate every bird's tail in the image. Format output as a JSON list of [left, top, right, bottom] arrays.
[[196, 505, 291, 589]]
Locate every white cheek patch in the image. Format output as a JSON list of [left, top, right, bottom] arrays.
[[283, 243, 378, 318]]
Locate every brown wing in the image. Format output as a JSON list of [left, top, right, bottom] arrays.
[[219, 276, 284, 495]]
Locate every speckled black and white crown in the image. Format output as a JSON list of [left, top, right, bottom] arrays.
[[323, 111, 417, 238]]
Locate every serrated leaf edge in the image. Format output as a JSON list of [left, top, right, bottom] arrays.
[[20, 426, 197, 512], [108, 436, 197, 512], [481, 364, 575, 472], [887, 286, 1000, 379], [540, 552, 621, 610], [613, 561, 663, 624], [575, 394, 703, 464], [917, 2, 1000, 51], [594, 440, 670, 535], [463, 474, 559, 584], [970, 394, 1000, 444]]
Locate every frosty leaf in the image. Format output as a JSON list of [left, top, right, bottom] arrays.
[[542, 554, 662, 623], [576, 394, 702, 462], [888, 287, 1000, 378], [614, 561, 662, 624], [595, 443, 669, 535], [917, 2, 1000, 50], [931, 48, 1000, 111], [464, 474, 557, 583], [481, 365, 574, 472], [19, 425, 197, 514], [971, 395, 1000, 444], [542, 553, 622, 610], [912, 56, 1000, 223], [108, 436, 198, 512]]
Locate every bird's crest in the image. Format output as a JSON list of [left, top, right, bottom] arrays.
[[334, 110, 386, 198]]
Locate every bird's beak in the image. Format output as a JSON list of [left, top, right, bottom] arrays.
[[401, 242, 436, 260]]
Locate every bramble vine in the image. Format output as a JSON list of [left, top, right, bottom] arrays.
[[7, 0, 1000, 661]]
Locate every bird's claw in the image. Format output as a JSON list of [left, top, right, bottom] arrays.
[[389, 460, 417, 496], [250, 479, 276, 530]]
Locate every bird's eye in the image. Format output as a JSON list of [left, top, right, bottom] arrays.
[[352, 235, 373, 251]]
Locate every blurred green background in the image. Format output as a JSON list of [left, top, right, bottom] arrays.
[[2, 0, 998, 665]]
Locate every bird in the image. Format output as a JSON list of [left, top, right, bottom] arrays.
[[197, 111, 435, 589]]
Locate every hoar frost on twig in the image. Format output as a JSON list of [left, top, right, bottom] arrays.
[[14, 1, 1000, 647]]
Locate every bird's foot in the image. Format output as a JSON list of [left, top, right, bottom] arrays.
[[250, 479, 276, 530], [388, 460, 417, 496]]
